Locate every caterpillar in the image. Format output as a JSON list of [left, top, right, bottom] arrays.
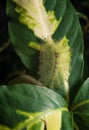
[[38, 36, 71, 89], [29, 36, 71, 101]]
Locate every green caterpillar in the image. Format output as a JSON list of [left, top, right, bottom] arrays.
[[29, 36, 71, 100]]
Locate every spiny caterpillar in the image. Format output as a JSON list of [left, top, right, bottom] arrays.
[[29, 36, 71, 100]]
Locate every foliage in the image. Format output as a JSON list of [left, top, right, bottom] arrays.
[[0, 0, 89, 129]]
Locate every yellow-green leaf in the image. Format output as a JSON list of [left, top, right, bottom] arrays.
[[13, 108, 68, 130], [0, 125, 11, 130], [12, 0, 61, 40], [41, 109, 62, 130]]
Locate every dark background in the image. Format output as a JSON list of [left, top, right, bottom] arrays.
[[0, 0, 89, 84]]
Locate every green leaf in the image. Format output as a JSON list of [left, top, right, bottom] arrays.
[[77, 114, 89, 129], [0, 84, 73, 129], [12, 0, 61, 40], [6, 0, 83, 98], [71, 78, 89, 113], [71, 78, 89, 129], [74, 115, 89, 130], [61, 111, 74, 130]]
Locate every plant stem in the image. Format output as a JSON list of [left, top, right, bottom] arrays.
[[8, 73, 43, 86], [0, 40, 10, 53]]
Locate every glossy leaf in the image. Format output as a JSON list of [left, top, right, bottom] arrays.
[[71, 78, 89, 113], [0, 84, 73, 129], [61, 111, 74, 130], [12, 0, 61, 40], [71, 78, 89, 129]]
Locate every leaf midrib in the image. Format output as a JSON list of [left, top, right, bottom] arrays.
[[71, 100, 89, 111], [35, 0, 51, 39], [14, 107, 68, 130]]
